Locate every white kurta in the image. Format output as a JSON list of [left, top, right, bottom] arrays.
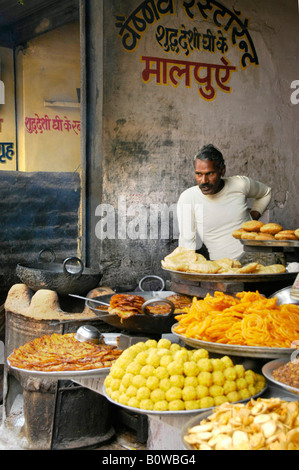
[[177, 176, 272, 260]]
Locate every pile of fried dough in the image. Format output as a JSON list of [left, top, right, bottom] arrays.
[[161, 247, 286, 275], [184, 397, 299, 450], [233, 221, 299, 241]]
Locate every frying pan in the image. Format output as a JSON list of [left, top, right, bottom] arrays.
[[86, 290, 189, 335], [16, 248, 103, 296]]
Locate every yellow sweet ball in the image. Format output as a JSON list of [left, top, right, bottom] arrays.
[[126, 362, 142, 375], [157, 338, 171, 349], [167, 360, 184, 376], [214, 395, 227, 406], [236, 378, 247, 391], [185, 400, 201, 410], [210, 358, 225, 372], [223, 380, 237, 395], [212, 370, 225, 386], [209, 385, 224, 398], [182, 385, 197, 401], [154, 366, 169, 380], [121, 373, 134, 388], [104, 375, 112, 388], [173, 349, 189, 362], [197, 358, 213, 372], [192, 349, 209, 361], [150, 388, 165, 403], [140, 364, 155, 378], [238, 388, 251, 400], [234, 364, 245, 378], [119, 383, 127, 393], [110, 378, 121, 391], [165, 386, 182, 402], [109, 365, 125, 379], [135, 351, 149, 366], [184, 376, 198, 388], [256, 377, 266, 392], [144, 339, 158, 349], [110, 390, 121, 402], [220, 355, 234, 368], [160, 355, 173, 367], [147, 352, 161, 368], [140, 399, 154, 410], [198, 371, 213, 387], [184, 361, 200, 377], [146, 375, 160, 391], [153, 400, 169, 411], [128, 397, 140, 408], [196, 384, 209, 399], [247, 384, 256, 396], [156, 348, 171, 357], [126, 385, 138, 398], [132, 341, 148, 352], [170, 374, 185, 388], [245, 370, 256, 385], [118, 393, 130, 406], [132, 374, 147, 388], [169, 343, 181, 352], [199, 396, 214, 409], [117, 349, 136, 363], [223, 366, 237, 381], [226, 391, 241, 403], [136, 386, 151, 401], [159, 378, 172, 392], [168, 399, 185, 411]]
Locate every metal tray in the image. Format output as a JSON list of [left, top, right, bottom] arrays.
[[102, 384, 266, 416], [262, 358, 299, 396], [171, 325, 295, 358], [269, 286, 299, 305], [6, 333, 120, 379], [240, 239, 299, 247], [163, 267, 297, 283]]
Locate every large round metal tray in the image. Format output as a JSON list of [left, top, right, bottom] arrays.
[[163, 267, 297, 283], [171, 325, 295, 358], [262, 358, 299, 396], [6, 333, 120, 379], [269, 286, 299, 305], [102, 384, 266, 416], [240, 239, 299, 247]]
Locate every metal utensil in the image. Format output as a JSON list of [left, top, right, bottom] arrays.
[[68, 294, 110, 306]]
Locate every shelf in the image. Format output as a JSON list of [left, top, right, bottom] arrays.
[[44, 100, 80, 108]]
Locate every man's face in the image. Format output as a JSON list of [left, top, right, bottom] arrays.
[[194, 159, 226, 195]]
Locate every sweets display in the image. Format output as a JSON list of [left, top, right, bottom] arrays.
[[272, 360, 299, 389], [233, 221, 299, 241], [7, 333, 123, 372], [161, 247, 286, 274], [173, 291, 299, 348], [184, 398, 299, 450], [104, 339, 265, 412]]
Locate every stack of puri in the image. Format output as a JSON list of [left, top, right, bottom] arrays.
[[233, 222, 299, 241]]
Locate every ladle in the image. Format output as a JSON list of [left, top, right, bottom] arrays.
[[68, 294, 110, 306]]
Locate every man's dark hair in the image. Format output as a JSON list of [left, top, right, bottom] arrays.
[[194, 144, 225, 171]]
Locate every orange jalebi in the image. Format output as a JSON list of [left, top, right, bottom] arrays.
[[173, 291, 299, 348]]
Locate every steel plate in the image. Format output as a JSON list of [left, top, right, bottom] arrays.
[[240, 239, 299, 247], [102, 384, 267, 417], [163, 268, 297, 283], [262, 359, 299, 396], [6, 333, 120, 379], [171, 324, 295, 358]]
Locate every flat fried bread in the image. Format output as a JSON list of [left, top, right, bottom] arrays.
[[241, 221, 264, 232], [260, 223, 283, 234]]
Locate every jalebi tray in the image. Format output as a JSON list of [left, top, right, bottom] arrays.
[[7, 333, 123, 375]]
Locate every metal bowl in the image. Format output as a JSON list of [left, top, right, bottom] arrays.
[[75, 325, 103, 344], [269, 286, 299, 305]]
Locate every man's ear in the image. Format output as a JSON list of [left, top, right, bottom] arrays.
[[221, 165, 226, 177]]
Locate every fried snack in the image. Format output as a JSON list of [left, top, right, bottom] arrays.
[[7, 333, 123, 372], [260, 223, 283, 234], [232, 229, 249, 239], [236, 262, 259, 273], [255, 233, 275, 241], [166, 294, 192, 312], [173, 291, 299, 348], [272, 360, 299, 389], [295, 229, 299, 238], [255, 264, 286, 274], [189, 261, 221, 274], [241, 232, 259, 240], [161, 247, 198, 271], [275, 231, 297, 240], [184, 398, 299, 450], [109, 294, 145, 319], [241, 221, 264, 232]]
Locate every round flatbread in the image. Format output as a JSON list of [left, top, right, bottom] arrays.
[[232, 229, 248, 239], [295, 228, 299, 239], [255, 233, 275, 240], [275, 231, 297, 240], [241, 231, 259, 240], [241, 220, 264, 232], [260, 223, 283, 234]]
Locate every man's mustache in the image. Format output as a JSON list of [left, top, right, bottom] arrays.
[[199, 183, 212, 189]]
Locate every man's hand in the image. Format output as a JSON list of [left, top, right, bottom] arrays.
[[250, 210, 261, 220]]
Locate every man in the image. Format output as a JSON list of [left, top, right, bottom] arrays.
[[177, 144, 272, 260]]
